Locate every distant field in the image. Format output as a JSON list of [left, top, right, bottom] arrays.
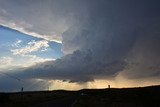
[[0, 85, 160, 107]]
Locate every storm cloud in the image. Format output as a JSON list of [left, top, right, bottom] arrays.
[[14, 0, 160, 82], [0, 0, 160, 89]]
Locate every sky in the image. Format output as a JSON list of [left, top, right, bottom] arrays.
[[0, 0, 160, 92], [0, 25, 63, 68]]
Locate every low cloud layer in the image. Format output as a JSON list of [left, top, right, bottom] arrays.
[[0, 74, 50, 91], [0, 0, 160, 90]]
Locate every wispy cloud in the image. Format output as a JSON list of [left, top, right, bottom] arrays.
[[18, 55, 55, 67], [11, 39, 22, 48], [9, 40, 55, 68], [0, 57, 13, 68], [0, 23, 62, 43], [11, 40, 49, 55]]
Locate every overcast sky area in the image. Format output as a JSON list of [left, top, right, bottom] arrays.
[[0, 0, 160, 92]]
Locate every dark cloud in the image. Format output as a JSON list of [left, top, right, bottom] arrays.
[[1, 0, 160, 89], [123, 24, 160, 79], [16, 0, 160, 83]]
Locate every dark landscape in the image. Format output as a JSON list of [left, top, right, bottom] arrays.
[[0, 85, 160, 107]]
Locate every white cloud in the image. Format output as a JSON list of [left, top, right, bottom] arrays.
[[11, 40, 49, 55], [11, 39, 22, 48], [0, 55, 55, 70], [17, 54, 55, 67], [0, 23, 62, 43], [0, 57, 13, 68], [9, 40, 55, 68]]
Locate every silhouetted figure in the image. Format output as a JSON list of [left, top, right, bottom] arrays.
[[21, 87, 23, 92], [108, 85, 110, 89]]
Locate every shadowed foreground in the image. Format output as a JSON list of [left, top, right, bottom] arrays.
[[0, 85, 160, 107]]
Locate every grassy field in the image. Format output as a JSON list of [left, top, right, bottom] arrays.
[[0, 85, 160, 107]]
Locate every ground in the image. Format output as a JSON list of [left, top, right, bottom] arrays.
[[0, 86, 160, 107]]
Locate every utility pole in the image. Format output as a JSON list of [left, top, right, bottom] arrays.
[[21, 87, 23, 92]]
